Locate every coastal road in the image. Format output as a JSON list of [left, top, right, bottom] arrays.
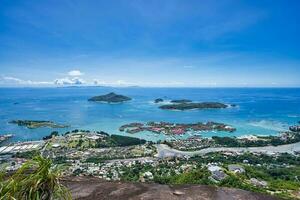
[[155, 142, 300, 158]]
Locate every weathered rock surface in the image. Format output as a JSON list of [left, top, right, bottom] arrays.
[[63, 177, 280, 200]]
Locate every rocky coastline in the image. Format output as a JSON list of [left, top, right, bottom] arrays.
[[289, 125, 300, 132]]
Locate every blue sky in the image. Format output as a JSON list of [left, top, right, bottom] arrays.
[[0, 0, 299, 87]]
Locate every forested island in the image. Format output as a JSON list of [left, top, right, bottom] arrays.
[[159, 101, 231, 110], [9, 120, 69, 129], [88, 92, 131, 103]]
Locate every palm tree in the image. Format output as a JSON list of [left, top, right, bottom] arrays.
[[0, 155, 71, 200]]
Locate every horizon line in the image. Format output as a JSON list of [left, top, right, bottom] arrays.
[[1, 85, 300, 89]]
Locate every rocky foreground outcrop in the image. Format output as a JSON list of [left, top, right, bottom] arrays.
[[63, 177, 280, 200]]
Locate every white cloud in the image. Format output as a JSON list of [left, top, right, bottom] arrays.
[[113, 80, 137, 86], [0, 75, 87, 86], [0, 76, 52, 85], [54, 77, 85, 85], [92, 79, 137, 87], [68, 70, 84, 76], [2, 76, 23, 83], [93, 79, 107, 85], [54, 70, 86, 85], [116, 80, 128, 85]]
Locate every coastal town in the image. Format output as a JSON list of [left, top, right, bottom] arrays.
[[1, 0, 300, 198], [1, 121, 300, 199], [0, 93, 300, 199]]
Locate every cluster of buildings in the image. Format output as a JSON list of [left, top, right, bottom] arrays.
[[167, 136, 214, 151], [0, 127, 298, 199], [3, 157, 27, 172], [0, 141, 44, 154], [66, 157, 159, 181], [0, 134, 13, 143], [207, 162, 268, 188], [208, 164, 228, 182]]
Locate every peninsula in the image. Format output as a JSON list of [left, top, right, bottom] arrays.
[[88, 92, 131, 103], [9, 120, 69, 129]]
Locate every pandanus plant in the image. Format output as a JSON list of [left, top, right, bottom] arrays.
[[0, 156, 71, 200]]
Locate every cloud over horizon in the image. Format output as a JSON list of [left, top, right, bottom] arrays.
[[68, 70, 84, 76], [0, 76, 52, 86], [54, 77, 85, 85]]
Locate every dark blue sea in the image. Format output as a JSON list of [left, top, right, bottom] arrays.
[[0, 87, 299, 142]]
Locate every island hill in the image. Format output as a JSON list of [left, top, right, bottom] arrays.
[[119, 121, 236, 135], [154, 99, 192, 104], [155, 98, 235, 110], [9, 120, 69, 129], [88, 92, 131, 103]]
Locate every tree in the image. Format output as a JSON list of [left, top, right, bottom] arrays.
[[43, 131, 59, 140], [0, 156, 71, 200]]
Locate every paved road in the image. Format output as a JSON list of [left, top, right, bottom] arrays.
[[155, 142, 300, 158], [106, 157, 158, 163]]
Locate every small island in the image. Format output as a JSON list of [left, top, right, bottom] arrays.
[[289, 125, 300, 132], [154, 98, 164, 103], [159, 102, 229, 110], [9, 120, 69, 129], [170, 99, 192, 103], [88, 92, 131, 103]]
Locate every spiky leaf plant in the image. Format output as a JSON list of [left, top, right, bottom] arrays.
[[0, 156, 71, 200]]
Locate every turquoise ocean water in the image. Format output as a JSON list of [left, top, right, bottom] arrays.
[[0, 87, 299, 142]]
